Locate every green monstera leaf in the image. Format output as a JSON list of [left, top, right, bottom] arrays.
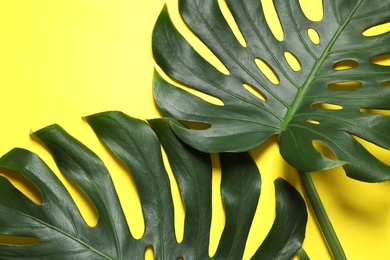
[[0, 111, 307, 259], [152, 0, 390, 181]]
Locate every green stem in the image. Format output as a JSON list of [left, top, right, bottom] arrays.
[[297, 170, 347, 260]]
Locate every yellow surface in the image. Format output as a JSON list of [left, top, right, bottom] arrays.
[[0, 0, 389, 259]]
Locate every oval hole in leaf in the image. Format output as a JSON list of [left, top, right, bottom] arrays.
[[380, 80, 390, 87], [284, 51, 302, 71], [350, 134, 390, 166], [333, 60, 359, 71], [261, 0, 284, 41], [181, 86, 224, 106], [254, 58, 280, 84], [0, 168, 43, 205], [360, 108, 390, 116], [327, 81, 362, 91], [371, 54, 390, 66], [312, 103, 343, 110], [179, 121, 211, 130], [181, 87, 225, 106], [312, 140, 338, 160], [218, 0, 246, 47], [0, 235, 40, 245], [298, 0, 323, 21], [307, 119, 320, 125], [144, 245, 154, 260], [243, 83, 267, 101], [362, 22, 390, 37], [308, 28, 320, 44]]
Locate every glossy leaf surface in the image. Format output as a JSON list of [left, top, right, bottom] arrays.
[[152, 0, 390, 181], [298, 248, 311, 260], [0, 111, 307, 259]]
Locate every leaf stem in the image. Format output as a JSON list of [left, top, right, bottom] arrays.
[[297, 170, 347, 260]]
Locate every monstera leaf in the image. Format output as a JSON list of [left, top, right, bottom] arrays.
[[0, 111, 307, 259], [152, 0, 390, 181]]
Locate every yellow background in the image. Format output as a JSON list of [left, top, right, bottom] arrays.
[[0, 0, 390, 259]]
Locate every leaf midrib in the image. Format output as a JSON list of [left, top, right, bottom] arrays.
[[280, 0, 364, 131], [10, 207, 114, 260]]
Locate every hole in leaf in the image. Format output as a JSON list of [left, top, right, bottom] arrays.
[[380, 80, 390, 87], [180, 121, 211, 130], [181, 86, 224, 106], [333, 60, 359, 71], [254, 58, 280, 84], [298, 0, 323, 21], [0, 235, 40, 245], [218, 0, 246, 47], [312, 103, 343, 110], [284, 51, 302, 71], [363, 22, 390, 37], [312, 140, 338, 160], [261, 0, 284, 41], [308, 28, 320, 44], [327, 81, 362, 91], [360, 108, 390, 116], [307, 119, 320, 125], [351, 134, 390, 166], [371, 54, 390, 66], [144, 245, 154, 260], [243, 83, 267, 101], [209, 153, 224, 257], [0, 168, 43, 205]]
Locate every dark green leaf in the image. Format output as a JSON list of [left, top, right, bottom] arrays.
[[84, 112, 177, 257], [0, 111, 307, 258], [298, 247, 310, 260], [148, 118, 213, 259], [152, 0, 390, 181], [0, 143, 129, 259], [214, 152, 261, 259], [253, 178, 308, 259]]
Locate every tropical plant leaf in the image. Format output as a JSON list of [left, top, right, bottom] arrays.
[[298, 247, 310, 260], [0, 111, 307, 259], [152, 0, 390, 181], [253, 178, 308, 259]]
